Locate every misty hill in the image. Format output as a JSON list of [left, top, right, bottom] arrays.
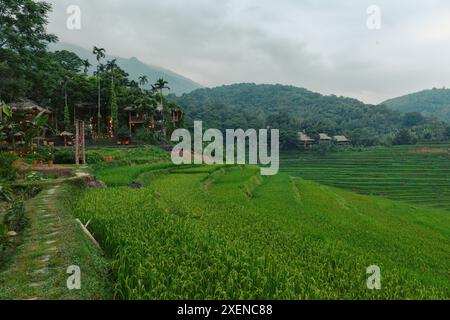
[[178, 83, 400, 133], [50, 42, 203, 95], [177, 83, 449, 146], [383, 88, 450, 122]]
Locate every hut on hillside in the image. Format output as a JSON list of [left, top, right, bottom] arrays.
[[8, 100, 52, 122], [298, 132, 315, 148], [319, 133, 332, 142], [333, 135, 351, 145], [171, 108, 183, 124], [125, 106, 148, 135], [125, 105, 183, 135]]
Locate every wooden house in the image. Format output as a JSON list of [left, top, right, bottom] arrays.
[[333, 135, 351, 145], [8, 100, 52, 122], [319, 133, 332, 142], [298, 132, 315, 147], [171, 108, 183, 124], [124, 106, 150, 135]]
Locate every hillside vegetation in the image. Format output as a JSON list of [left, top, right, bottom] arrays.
[[69, 164, 450, 299], [384, 88, 450, 122], [178, 84, 450, 147]]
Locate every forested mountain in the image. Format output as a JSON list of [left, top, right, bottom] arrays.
[[0, 0, 185, 143], [383, 88, 450, 122], [177, 83, 450, 147], [50, 42, 203, 95]]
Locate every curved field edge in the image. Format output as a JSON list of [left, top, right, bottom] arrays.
[[66, 165, 450, 300]]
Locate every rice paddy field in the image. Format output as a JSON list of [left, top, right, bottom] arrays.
[[68, 160, 450, 300], [87, 146, 170, 164], [280, 144, 450, 211]]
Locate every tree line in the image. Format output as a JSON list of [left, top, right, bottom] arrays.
[[0, 0, 182, 145], [177, 83, 450, 149]]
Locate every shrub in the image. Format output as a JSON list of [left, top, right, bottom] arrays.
[[27, 146, 55, 162], [393, 129, 418, 145], [86, 152, 104, 165], [0, 152, 18, 182], [117, 126, 130, 141], [53, 149, 75, 164], [313, 142, 335, 155], [135, 128, 157, 144], [3, 201, 26, 232], [0, 223, 7, 250]]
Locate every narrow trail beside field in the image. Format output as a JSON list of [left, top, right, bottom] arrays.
[[0, 170, 112, 300], [0, 186, 68, 299]]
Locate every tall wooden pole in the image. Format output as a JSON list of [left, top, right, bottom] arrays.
[[129, 111, 132, 137], [75, 120, 86, 165], [81, 121, 86, 164], [75, 121, 79, 165]]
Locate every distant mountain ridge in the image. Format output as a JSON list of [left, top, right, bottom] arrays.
[[49, 42, 203, 95], [177, 83, 450, 146], [383, 88, 450, 122]]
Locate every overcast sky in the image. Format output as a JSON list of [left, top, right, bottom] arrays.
[[46, 0, 450, 104]]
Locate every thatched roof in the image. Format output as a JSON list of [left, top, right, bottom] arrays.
[[60, 131, 73, 136], [298, 132, 315, 142], [333, 135, 351, 143], [8, 100, 51, 114], [124, 106, 136, 112], [319, 133, 332, 141]]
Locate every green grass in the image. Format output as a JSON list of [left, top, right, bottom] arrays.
[[91, 163, 176, 187], [280, 144, 450, 211], [68, 165, 450, 299], [87, 146, 170, 164], [0, 184, 112, 300]]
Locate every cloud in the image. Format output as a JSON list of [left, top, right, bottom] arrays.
[[47, 0, 450, 103]]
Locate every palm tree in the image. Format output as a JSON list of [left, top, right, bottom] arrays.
[[93, 46, 106, 136], [153, 78, 170, 139], [61, 75, 70, 110], [138, 75, 148, 88], [60, 74, 71, 129], [106, 59, 119, 135], [82, 59, 91, 74], [106, 59, 118, 85]]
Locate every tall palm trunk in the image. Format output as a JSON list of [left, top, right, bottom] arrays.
[[110, 72, 115, 136], [97, 71, 101, 137], [160, 88, 166, 139], [64, 82, 68, 108]]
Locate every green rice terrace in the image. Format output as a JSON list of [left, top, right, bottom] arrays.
[[1, 145, 449, 300], [281, 144, 450, 211], [66, 149, 449, 299]]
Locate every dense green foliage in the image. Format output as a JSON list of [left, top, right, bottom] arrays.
[[93, 163, 174, 187], [0, 1, 183, 141], [87, 146, 170, 165], [70, 164, 450, 299], [0, 152, 36, 253], [0, 152, 18, 183], [177, 84, 449, 148], [0, 0, 57, 100], [384, 88, 450, 122], [281, 144, 450, 210]]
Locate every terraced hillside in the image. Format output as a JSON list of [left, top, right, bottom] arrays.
[[68, 164, 450, 299], [280, 144, 450, 211]]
